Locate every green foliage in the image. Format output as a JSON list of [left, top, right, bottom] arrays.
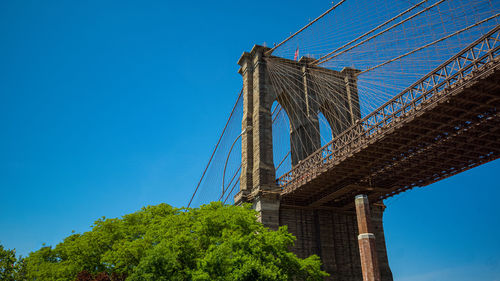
[[0, 244, 17, 281], [0, 243, 26, 281], [20, 202, 328, 280]]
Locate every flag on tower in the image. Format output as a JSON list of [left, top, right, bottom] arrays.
[[294, 46, 299, 61]]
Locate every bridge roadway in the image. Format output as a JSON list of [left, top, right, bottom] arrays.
[[274, 26, 500, 210]]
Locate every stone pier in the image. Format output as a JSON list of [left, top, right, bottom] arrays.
[[235, 45, 393, 281]]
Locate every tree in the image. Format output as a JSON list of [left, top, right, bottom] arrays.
[[74, 270, 126, 281], [0, 244, 17, 281], [22, 202, 328, 280], [0, 243, 27, 281]]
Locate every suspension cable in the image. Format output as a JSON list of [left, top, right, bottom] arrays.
[[358, 13, 500, 75], [221, 126, 250, 198], [312, 0, 429, 65], [187, 89, 243, 208], [265, 0, 347, 56], [315, 0, 446, 66]]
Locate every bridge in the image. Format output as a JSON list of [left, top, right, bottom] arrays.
[[276, 26, 500, 208], [188, 1, 499, 280]]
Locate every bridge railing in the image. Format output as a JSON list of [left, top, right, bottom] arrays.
[[277, 25, 500, 193]]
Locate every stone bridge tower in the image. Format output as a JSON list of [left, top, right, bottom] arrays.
[[235, 45, 393, 281]]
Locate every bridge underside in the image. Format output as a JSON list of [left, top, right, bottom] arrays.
[[280, 59, 500, 210]]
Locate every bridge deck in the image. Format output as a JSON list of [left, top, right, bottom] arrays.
[[276, 26, 500, 210]]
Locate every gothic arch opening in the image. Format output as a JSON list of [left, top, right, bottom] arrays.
[[271, 101, 292, 180], [318, 111, 333, 147]]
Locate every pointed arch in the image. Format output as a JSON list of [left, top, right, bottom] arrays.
[[317, 111, 333, 147], [271, 101, 292, 180]]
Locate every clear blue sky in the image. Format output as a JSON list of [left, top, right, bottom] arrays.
[[0, 1, 499, 280]]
